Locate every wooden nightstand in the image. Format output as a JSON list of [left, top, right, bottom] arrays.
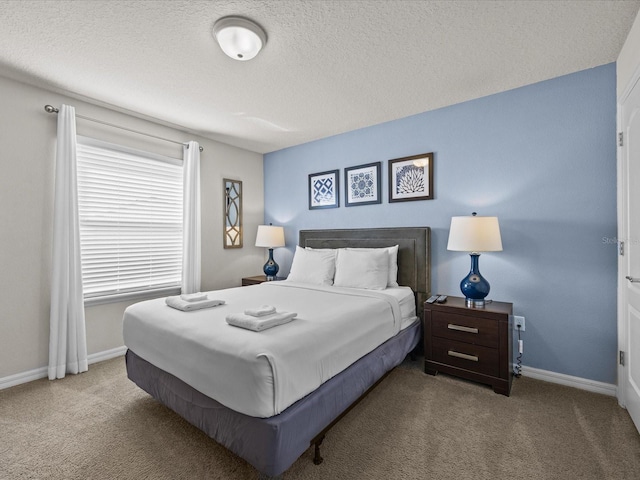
[[423, 296, 513, 396], [241, 275, 285, 286]]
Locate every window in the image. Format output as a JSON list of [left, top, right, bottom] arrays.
[[76, 136, 183, 305]]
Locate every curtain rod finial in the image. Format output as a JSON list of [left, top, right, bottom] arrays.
[[44, 105, 59, 114]]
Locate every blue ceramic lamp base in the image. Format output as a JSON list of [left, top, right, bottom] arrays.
[[460, 253, 490, 308], [263, 248, 279, 281]]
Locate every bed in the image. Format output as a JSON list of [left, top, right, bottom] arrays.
[[124, 227, 430, 478]]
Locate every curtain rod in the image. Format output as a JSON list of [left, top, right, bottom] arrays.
[[44, 105, 204, 152]]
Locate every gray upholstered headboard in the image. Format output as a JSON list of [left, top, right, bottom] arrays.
[[298, 227, 431, 315]]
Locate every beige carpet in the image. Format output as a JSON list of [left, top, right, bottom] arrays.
[[1, 357, 639, 480]]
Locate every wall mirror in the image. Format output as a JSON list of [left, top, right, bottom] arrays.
[[223, 178, 243, 249]]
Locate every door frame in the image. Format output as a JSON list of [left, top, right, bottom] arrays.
[[617, 62, 640, 408]]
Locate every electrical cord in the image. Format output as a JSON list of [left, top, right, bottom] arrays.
[[514, 325, 522, 378]]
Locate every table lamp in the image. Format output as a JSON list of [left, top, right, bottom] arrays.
[[255, 225, 285, 280], [447, 213, 503, 307]]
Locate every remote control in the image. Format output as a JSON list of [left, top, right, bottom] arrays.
[[426, 295, 439, 304], [436, 295, 448, 303]]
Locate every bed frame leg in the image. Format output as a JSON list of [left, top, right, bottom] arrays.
[[313, 435, 325, 465]]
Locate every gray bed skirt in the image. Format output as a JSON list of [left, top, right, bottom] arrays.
[[126, 319, 420, 477]]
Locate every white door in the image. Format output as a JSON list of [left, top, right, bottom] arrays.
[[619, 75, 640, 432]]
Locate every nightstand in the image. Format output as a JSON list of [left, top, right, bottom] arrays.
[[241, 275, 285, 286], [423, 296, 513, 396]]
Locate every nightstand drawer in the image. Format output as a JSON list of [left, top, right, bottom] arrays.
[[432, 311, 499, 348], [431, 337, 499, 377], [424, 296, 513, 395]]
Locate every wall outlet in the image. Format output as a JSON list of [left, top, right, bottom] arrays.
[[514, 315, 525, 331]]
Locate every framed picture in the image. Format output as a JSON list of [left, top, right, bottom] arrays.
[[345, 162, 382, 207], [388, 152, 434, 202], [223, 178, 243, 248], [309, 169, 339, 209]]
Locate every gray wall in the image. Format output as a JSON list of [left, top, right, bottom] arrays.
[[264, 64, 618, 384], [0, 75, 265, 379]]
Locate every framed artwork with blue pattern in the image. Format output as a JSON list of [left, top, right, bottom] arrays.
[[388, 153, 434, 202], [309, 169, 339, 210], [344, 162, 381, 207]]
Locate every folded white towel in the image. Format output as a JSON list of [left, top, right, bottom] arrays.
[[244, 305, 276, 317], [226, 311, 297, 331], [166, 296, 225, 312], [180, 292, 208, 302]]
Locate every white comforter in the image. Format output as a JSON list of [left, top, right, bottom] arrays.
[[123, 281, 414, 418]]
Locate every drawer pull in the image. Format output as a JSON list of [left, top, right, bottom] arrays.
[[448, 324, 479, 334], [448, 350, 479, 362]]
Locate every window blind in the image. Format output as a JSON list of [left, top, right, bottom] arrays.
[[76, 137, 183, 304]]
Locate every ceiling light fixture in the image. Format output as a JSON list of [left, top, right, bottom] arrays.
[[213, 16, 267, 61]]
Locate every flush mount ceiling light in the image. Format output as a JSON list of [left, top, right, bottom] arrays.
[[213, 16, 267, 61]]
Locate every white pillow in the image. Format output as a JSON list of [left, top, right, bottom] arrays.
[[347, 245, 399, 287], [286, 246, 336, 286], [333, 248, 389, 290]]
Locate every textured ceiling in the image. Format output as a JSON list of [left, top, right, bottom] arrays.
[[0, 0, 638, 153]]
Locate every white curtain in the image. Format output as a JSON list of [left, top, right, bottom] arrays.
[[182, 141, 201, 294], [48, 104, 88, 380]]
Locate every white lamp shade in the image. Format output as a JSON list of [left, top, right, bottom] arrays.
[[213, 16, 267, 61], [255, 225, 285, 248], [447, 216, 503, 252]]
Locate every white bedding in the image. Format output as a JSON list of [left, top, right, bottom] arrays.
[[383, 286, 417, 328], [123, 281, 417, 418]]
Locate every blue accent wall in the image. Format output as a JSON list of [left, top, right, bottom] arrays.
[[264, 63, 617, 384]]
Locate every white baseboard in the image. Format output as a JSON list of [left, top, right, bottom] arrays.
[[87, 345, 128, 364], [2, 350, 617, 398], [0, 365, 48, 391], [520, 365, 617, 397], [0, 346, 127, 391]]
